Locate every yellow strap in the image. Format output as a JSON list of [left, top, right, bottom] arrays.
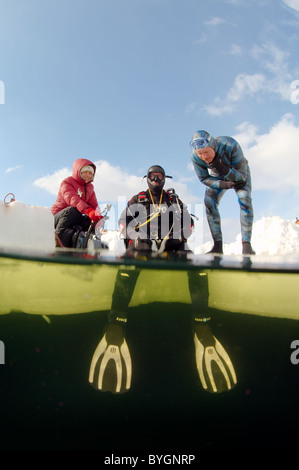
[[148, 188, 163, 208], [134, 189, 163, 231], [135, 210, 160, 229]]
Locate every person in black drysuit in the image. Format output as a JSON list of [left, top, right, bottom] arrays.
[[112, 164, 194, 332], [89, 166, 237, 394], [118, 165, 194, 254]]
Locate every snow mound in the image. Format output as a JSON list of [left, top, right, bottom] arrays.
[[195, 216, 299, 255], [250, 216, 299, 255], [101, 230, 125, 254], [0, 200, 54, 251]]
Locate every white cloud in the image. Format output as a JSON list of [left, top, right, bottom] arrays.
[[251, 42, 292, 99], [203, 101, 235, 116], [283, 0, 299, 12], [202, 72, 266, 116], [34, 168, 70, 195], [204, 72, 265, 113], [193, 34, 208, 44], [252, 42, 289, 75], [233, 113, 299, 192], [5, 165, 22, 173], [191, 42, 295, 116], [34, 160, 197, 205], [227, 73, 266, 102], [204, 17, 226, 26], [94, 160, 145, 202], [230, 44, 242, 55]]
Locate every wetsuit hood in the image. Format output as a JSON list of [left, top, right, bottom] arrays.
[[145, 165, 172, 193], [190, 130, 215, 149]]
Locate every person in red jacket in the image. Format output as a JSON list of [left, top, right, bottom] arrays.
[[51, 158, 102, 247]]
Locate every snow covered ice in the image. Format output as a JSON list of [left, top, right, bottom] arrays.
[[194, 216, 299, 256], [0, 199, 298, 256]]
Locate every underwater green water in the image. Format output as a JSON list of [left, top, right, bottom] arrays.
[[0, 300, 298, 451]]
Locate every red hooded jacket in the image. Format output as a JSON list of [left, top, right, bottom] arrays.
[[51, 158, 98, 215]]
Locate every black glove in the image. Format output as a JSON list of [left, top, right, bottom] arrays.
[[233, 180, 246, 190], [209, 155, 230, 176], [134, 237, 152, 251], [166, 188, 178, 198], [219, 180, 235, 189]]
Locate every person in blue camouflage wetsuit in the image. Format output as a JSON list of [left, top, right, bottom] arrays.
[[190, 130, 255, 255]]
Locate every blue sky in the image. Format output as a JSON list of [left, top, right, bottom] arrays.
[[1, 0, 299, 243]]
